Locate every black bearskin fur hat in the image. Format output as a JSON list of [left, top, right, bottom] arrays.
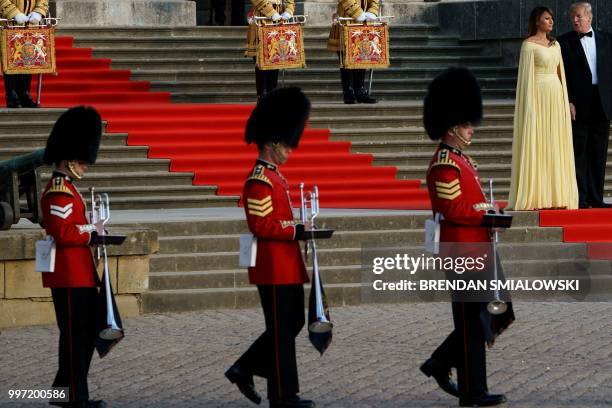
[[43, 106, 102, 165], [245, 87, 311, 149], [423, 67, 483, 140]]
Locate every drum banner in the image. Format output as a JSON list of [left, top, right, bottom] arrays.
[[341, 23, 390, 69], [256, 23, 306, 70], [1, 26, 56, 74]]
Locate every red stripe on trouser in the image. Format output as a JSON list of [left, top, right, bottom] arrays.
[[272, 286, 283, 400], [67, 289, 76, 401], [461, 303, 470, 394]]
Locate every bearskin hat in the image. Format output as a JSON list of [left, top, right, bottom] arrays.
[[43, 106, 102, 165], [423, 67, 483, 140], [245, 87, 311, 149]]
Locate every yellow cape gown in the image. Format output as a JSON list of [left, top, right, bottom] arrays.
[[508, 41, 578, 210]]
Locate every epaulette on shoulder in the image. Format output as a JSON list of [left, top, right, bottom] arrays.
[[429, 149, 461, 173], [45, 177, 74, 197], [247, 164, 273, 187]]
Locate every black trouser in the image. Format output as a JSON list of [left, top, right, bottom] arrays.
[[4, 74, 33, 102], [572, 85, 611, 206], [234, 284, 305, 401], [431, 302, 487, 397], [51, 288, 98, 403], [254, 63, 279, 98]]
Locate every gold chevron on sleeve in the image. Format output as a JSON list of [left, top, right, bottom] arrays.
[[247, 196, 272, 206], [435, 179, 462, 200], [247, 195, 273, 216]]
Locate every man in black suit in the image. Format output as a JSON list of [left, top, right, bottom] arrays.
[[558, 1, 612, 208]]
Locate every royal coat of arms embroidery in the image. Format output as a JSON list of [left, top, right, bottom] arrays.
[[1, 26, 56, 74], [256, 23, 305, 70], [341, 23, 390, 69]]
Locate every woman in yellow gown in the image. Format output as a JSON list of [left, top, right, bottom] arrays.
[[508, 6, 578, 210]]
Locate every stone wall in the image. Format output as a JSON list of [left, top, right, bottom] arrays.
[[303, 0, 438, 26], [51, 0, 197, 26], [0, 227, 158, 329], [438, 0, 612, 41]]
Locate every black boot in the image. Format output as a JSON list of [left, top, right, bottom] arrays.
[[17, 74, 39, 108], [353, 69, 377, 104], [340, 68, 356, 104], [4, 75, 22, 108], [225, 365, 262, 405], [420, 358, 460, 397], [459, 392, 506, 407]]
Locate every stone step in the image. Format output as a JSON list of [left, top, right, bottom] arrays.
[[141, 282, 363, 312], [149, 227, 564, 273], [349, 137, 515, 153], [148, 258, 610, 292], [40, 170, 195, 188], [108, 55, 504, 71], [156, 226, 561, 256], [131, 66, 518, 82], [170, 88, 516, 103], [0, 132, 128, 147], [309, 102, 517, 117], [314, 114, 514, 129], [59, 25, 440, 39], [0, 145, 149, 160], [126, 211, 538, 237], [398, 161, 612, 181], [142, 274, 612, 312], [331, 126, 510, 140], [92, 44, 484, 60], [71, 33, 461, 49], [150, 77, 515, 93], [149, 265, 362, 291]]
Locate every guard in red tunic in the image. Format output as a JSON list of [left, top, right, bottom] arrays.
[[225, 87, 315, 408], [41, 106, 107, 408], [420, 68, 515, 407]]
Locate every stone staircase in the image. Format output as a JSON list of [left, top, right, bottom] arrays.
[[61, 25, 517, 103], [0, 110, 238, 209], [126, 211, 611, 312]]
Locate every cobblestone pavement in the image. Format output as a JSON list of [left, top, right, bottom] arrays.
[[1, 303, 611, 408]]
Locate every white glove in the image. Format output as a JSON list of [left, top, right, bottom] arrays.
[[28, 11, 42, 24], [14, 12, 28, 24], [271, 12, 282, 22], [355, 12, 367, 22], [365, 12, 377, 21], [281, 11, 292, 20]]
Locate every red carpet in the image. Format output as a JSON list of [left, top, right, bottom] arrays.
[[539, 209, 612, 259], [6, 36, 430, 209]]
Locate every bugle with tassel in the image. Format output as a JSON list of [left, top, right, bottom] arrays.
[[299, 183, 334, 354], [89, 187, 126, 357], [482, 180, 512, 315]]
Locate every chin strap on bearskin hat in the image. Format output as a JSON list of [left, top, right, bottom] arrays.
[[43, 106, 103, 166], [245, 87, 311, 149], [423, 67, 483, 141]]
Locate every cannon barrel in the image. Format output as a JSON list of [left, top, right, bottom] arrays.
[[0, 149, 45, 180]]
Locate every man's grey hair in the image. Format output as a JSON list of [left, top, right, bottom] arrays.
[[570, 2, 593, 16]]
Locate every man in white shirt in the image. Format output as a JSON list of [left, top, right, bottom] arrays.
[[558, 1, 612, 208]]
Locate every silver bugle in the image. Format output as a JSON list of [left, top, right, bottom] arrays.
[[486, 180, 507, 315]]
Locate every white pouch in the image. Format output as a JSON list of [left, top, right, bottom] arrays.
[[239, 233, 257, 268], [424, 213, 442, 254], [35, 236, 56, 272]]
